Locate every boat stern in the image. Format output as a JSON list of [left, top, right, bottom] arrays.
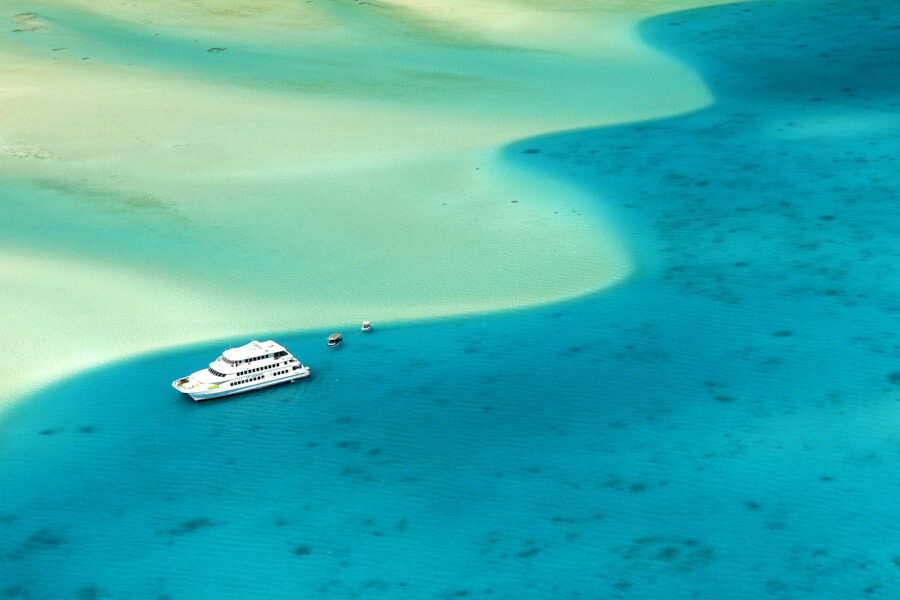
[[172, 376, 208, 398], [172, 376, 193, 393], [173, 375, 226, 401]]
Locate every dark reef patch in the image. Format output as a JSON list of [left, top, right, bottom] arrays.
[[156, 517, 218, 537], [10, 527, 68, 559], [613, 536, 714, 573], [76, 585, 103, 600]]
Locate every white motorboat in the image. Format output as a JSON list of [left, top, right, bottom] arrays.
[[172, 340, 310, 401]]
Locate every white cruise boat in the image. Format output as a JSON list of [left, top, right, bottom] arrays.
[[172, 340, 310, 401]]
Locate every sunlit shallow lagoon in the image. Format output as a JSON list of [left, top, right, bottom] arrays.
[[3, 0, 900, 598], [4, 0, 711, 398]]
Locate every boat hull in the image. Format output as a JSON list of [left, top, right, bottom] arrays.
[[172, 366, 311, 401]]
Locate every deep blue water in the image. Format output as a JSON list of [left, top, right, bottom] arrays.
[[3, 0, 900, 597]]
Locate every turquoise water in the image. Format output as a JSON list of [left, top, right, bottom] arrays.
[[3, 0, 900, 597]]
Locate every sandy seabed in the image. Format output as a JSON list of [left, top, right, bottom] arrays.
[[0, 0, 729, 409]]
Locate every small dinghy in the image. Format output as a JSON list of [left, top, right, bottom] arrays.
[[361, 321, 372, 332], [327, 333, 343, 347]]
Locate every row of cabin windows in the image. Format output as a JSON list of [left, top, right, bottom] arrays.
[[210, 358, 300, 382], [230, 375, 264, 386], [221, 350, 288, 367], [238, 361, 286, 377], [229, 369, 293, 386]]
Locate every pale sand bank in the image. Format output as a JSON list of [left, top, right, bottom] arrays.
[[0, 153, 632, 414], [0, 0, 734, 410]]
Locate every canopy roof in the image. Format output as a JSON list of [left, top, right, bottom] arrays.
[[222, 339, 285, 361]]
